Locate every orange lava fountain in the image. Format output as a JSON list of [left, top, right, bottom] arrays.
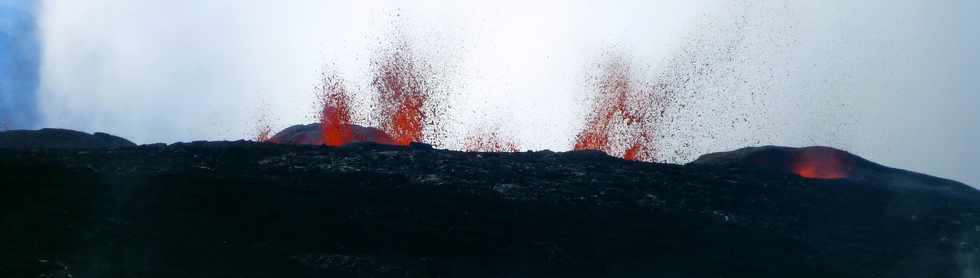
[[317, 73, 354, 147], [574, 57, 657, 161], [371, 42, 438, 146]]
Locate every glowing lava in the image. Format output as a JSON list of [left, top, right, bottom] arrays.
[[317, 73, 355, 147], [371, 41, 440, 146], [791, 147, 852, 179], [574, 57, 658, 161], [574, 59, 632, 152], [623, 135, 651, 161]]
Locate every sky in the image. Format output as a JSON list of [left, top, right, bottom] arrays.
[[0, 0, 40, 129], [4, 0, 979, 186]]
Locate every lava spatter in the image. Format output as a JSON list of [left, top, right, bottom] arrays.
[[371, 40, 443, 146], [464, 129, 521, 152], [252, 100, 274, 143], [574, 56, 664, 161], [317, 72, 355, 147], [623, 132, 653, 161], [574, 59, 632, 153]]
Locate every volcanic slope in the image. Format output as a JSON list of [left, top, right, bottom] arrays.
[[0, 140, 978, 277]]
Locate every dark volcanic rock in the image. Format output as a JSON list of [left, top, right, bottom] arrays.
[[0, 143, 977, 277], [269, 123, 395, 145], [692, 146, 872, 176], [0, 128, 135, 149], [268, 123, 322, 145], [694, 146, 843, 166], [692, 145, 975, 194]]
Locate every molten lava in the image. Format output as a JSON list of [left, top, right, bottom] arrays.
[[371, 42, 439, 146], [574, 60, 632, 152], [574, 57, 659, 161], [317, 73, 355, 147], [623, 136, 651, 161], [791, 147, 852, 179], [464, 130, 520, 152]]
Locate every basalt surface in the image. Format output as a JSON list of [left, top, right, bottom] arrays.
[[0, 140, 977, 277]]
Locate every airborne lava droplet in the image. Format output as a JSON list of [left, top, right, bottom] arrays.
[[791, 147, 852, 179], [371, 40, 441, 146]]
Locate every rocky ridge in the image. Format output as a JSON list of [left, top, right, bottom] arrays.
[[0, 131, 977, 277]]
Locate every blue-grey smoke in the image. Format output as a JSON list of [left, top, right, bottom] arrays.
[[0, 0, 40, 129]]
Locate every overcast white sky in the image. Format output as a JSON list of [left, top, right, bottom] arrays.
[[37, 0, 980, 186]]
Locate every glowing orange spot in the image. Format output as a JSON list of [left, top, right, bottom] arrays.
[[317, 73, 355, 147], [623, 142, 644, 161], [574, 129, 610, 151], [791, 148, 851, 179]]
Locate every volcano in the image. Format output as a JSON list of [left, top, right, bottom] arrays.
[[691, 146, 863, 179], [0, 129, 977, 277], [267, 123, 395, 146], [690, 146, 975, 194]]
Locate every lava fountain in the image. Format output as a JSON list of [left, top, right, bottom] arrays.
[[317, 72, 355, 147], [371, 40, 442, 146], [574, 56, 659, 161]]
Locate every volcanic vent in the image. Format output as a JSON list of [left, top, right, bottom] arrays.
[[370, 39, 446, 146], [268, 35, 449, 148], [573, 55, 674, 162], [690, 146, 863, 180]]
